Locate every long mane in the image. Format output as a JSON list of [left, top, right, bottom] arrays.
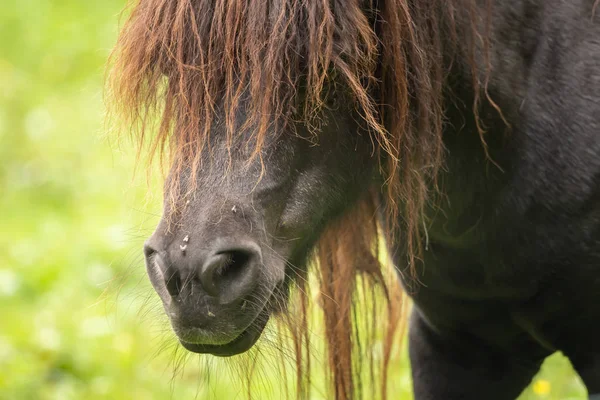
[[109, 0, 486, 398]]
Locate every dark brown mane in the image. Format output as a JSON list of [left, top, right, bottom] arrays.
[[109, 0, 486, 398]]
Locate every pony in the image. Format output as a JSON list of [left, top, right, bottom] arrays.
[[109, 0, 600, 398]]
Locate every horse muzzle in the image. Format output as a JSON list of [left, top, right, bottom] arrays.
[[143, 235, 275, 356]]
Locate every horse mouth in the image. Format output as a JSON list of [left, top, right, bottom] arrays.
[[178, 304, 271, 357]]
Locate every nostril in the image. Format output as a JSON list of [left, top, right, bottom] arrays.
[[199, 246, 260, 303], [218, 250, 251, 282], [143, 242, 157, 259], [199, 253, 230, 297], [164, 267, 182, 297], [144, 242, 181, 297]]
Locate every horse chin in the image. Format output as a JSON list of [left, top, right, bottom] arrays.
[[177, 303, 271, 357]]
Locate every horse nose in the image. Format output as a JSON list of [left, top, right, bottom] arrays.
[[144, 239, 262, 304]]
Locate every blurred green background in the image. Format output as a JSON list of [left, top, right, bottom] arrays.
[[0, 0, 590, 399]]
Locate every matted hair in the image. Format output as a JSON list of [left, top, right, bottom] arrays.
[[108, 0, 488, 398]]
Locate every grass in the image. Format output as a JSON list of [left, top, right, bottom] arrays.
[[0, 0, 589, 399]]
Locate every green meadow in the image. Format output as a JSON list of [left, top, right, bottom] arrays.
[[0, 0, 589, 399]]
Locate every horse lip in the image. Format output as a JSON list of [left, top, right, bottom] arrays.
[[178, 307, 270, 357], [177, 289, 274, 356]]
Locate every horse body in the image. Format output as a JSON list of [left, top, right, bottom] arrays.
[[403, 2, 600, 397], [111, 0, 600, 398]]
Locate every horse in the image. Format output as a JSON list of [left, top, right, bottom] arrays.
[[109, 0, 600, 399]]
